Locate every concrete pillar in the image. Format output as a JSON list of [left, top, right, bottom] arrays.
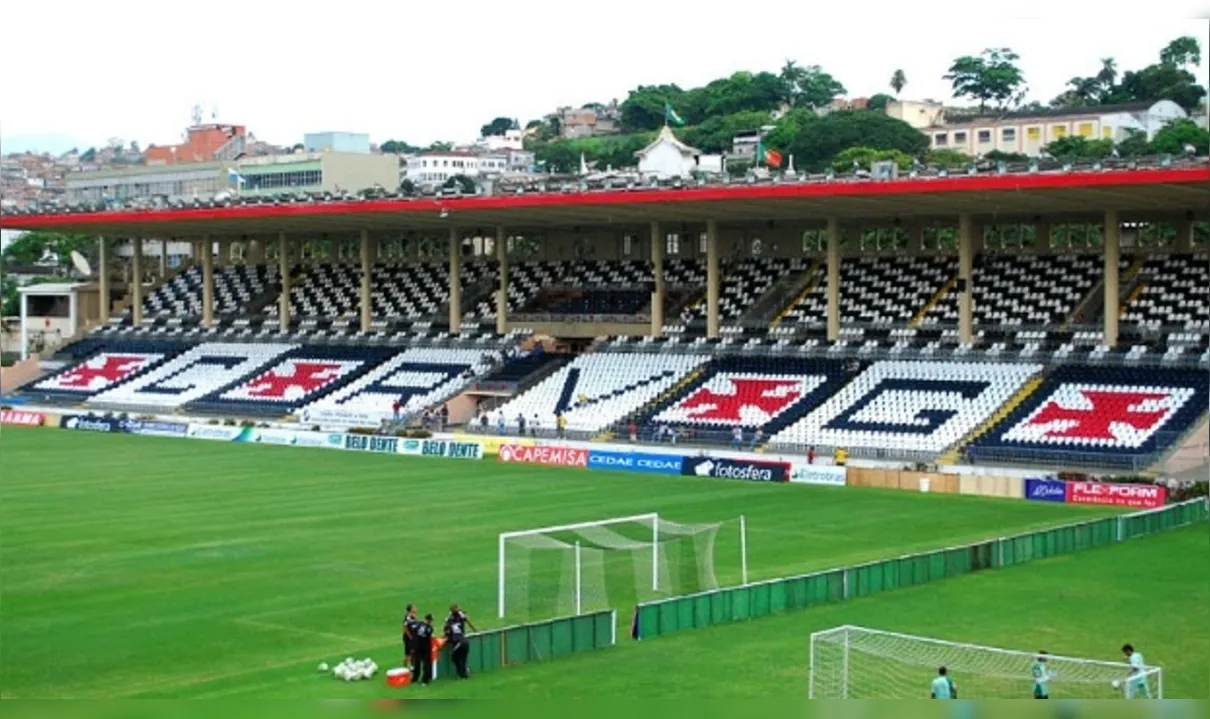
[[131, 238, 144, 326], [650, 221, 665, 336], [98, 236, 110, 324], [958, 214, 974, 345], [826, 218, 840, 342], [495, 226, 509, 335], [1175, 217, 1194, 252], [706, 220, 720, 338], [278, 233, 291, 332], [448, 228, 462, 334], [247, 239, 265, 264], [1035, 220, 1052, 254], [19, 291, 28, 360], [907, 224, 924, 254], [201, 234, 214, 329], [1104, 210, 1120, 347], [360, 230, 373, 333], [159, 238, 169, 278]]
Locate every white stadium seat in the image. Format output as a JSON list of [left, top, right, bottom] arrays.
[[492, 352, 708, 433], [770, 360, 1043, 453]]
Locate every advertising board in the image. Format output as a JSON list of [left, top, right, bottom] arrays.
[[1067, 481, 1166, 509], [0, 410, 43, 426], [497, 444, 588, 468], [587, 450, 684, 475], [1024, 478, 1068, 503], [398, 439, 484, 460], [59, 415, 125, 433], [343, 433, 401, 454], [681, 456, 790, 482], [788, 464, 847, 486]]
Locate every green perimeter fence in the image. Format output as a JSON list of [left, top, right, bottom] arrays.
[[633, 498, 1209, 640], [433, 608, 615, 681]]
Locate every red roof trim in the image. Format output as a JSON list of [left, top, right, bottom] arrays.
[[3, 166, 1207, 230]]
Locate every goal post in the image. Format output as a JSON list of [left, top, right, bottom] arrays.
[[498, 512, 747, 621], [809, 625, 1163, 699]]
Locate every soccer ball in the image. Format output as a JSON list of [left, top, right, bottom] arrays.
[[318, 662, 329, 673], [1111, 680, 1121, 689]]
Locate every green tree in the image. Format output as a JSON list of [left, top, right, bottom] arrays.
[[619, 85, 687, 132], [1053, 40, 1206, 113], [380, 140, 420, 154], [889, 69, 907, 96], [866, 94, 894, 112], [442, 175, 477, 194], [830, 146, 915, 172], [426, 141, 454, 152], [1115, 129, 1151, 157], [944, 48, 1027, 111], [2, 231, 93, 270], [925, 148, 974, 167], [1043, 135, 1115, 160], [763, 110, 928, 173], [777, 61, 846, 109], [479, 117, 519, 137], [1160, 36, 1202, 69], [681, 111, 772, 154], [1150, 118, 1210, 155], [79, 147, 97, 163]]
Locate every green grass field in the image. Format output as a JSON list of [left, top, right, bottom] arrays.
[[1, 426, 1203, 699]]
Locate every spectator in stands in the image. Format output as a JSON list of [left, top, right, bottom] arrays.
[[556, 413, 567, 439], [517, 413, 527, 436], [807, 446, 816, 465], [577, 393, 588, 408], [530, 413, 541, 437], [751, 428, 763, 449], [628, 420, 638, 443], [496, 413, 505, 435], [392, 400, 402, 421], [731, 426, 743, 450], [479, 412, 489, 431], [834, 447, 848, 466], [440, 405, 449, 431]]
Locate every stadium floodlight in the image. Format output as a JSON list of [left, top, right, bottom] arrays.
[[809, 626, 1163, 699], [498, 512, 746, 621]]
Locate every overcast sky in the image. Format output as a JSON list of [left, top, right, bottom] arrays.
[[1, 1, 1208, 154]]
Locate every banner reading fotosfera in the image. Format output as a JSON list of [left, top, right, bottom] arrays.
[[788, 463, 847, 486]]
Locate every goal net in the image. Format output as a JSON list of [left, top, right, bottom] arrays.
[[498, 512, 745, 621], [809, 626, 1163, 699]]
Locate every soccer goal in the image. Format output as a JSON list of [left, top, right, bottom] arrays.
[[809, 626, 1162, 699], [498, 512, 747, 621]]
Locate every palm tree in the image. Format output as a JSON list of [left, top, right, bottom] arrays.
[[890, 69, 907, 97]]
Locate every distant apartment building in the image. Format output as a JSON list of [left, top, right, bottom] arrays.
[[478, 129, 525, 152], [304, 131, 371, 154], [889, 100, 1188, 157], [144, 123, 249, 166], [404, 147, 535, 188], [556, 102, 621, 139], [65, 151, 398, 203]]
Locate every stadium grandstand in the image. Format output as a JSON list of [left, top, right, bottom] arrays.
[[3, 156, 1208, 474]]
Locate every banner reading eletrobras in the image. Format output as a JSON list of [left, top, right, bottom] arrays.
[[788, 463, 847, 486]]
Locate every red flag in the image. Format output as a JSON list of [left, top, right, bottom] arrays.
[[764, 148, 783, 167]]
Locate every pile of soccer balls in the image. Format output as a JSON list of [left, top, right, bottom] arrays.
[[318, 657, 379, 681]]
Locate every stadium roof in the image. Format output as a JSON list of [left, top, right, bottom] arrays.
[[3, 165, 1208, 237]]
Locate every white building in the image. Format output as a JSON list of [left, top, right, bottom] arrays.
[[924, 100, 1188, 157], [404, 148, 534, 188], [479, 129, 524, 152], [635, 127, 722, 179]]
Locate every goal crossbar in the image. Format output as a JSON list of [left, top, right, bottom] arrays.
[[498, 513, 661, 618], [810, 625, 1163, 699], [814, 625, 1145, 671]]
